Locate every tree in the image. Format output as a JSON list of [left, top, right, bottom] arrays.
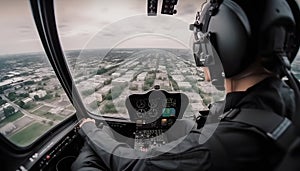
[[19, 93, 29, 98], [34, 95, 39, 101], [7, 92, 17, 101], [48, 121, 54, 126], [55, 93, 60, 98], [129, 84, 138, 91], [96, 68, 108, 75], [0, 99, 7, 106], [17, 100, 25, 108], [24, 80, 35, 85], [104, 79, 112, 85], [102, 102, 118, 113], [3, 106, 15, 117]]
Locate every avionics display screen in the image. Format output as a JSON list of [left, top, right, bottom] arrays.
[[162, 108, 176, 117], [125, 90, 189, 122]]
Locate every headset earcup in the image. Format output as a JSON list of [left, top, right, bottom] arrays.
[[207, 0, 252, 77], [259, 0, 297, 57], [286, 0, 300, 62]]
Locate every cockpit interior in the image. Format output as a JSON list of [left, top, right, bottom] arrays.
[[0, 0, 299, 171]]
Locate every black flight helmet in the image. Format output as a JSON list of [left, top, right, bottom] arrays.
[[192, 0, 300, 131], [192, 0, 300, 78]]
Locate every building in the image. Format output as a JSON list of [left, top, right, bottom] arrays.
[[111, 73, 121, 78], [29, 90, 47, 99], [22, 97, 33, 105], [94, 92, 103, 102], [156, 72, 168, 81], [98, 85, 112, 95], [198, 82, 219, 94], [0, 123, 16, 135], [178, 82, 192, 90], [172, 75, 185, 82], [184, 92, 203, 103], [0, 107, 5, 121], [0, 103, 16, 121], [137, 72, 147, 81], [112, 75, 131, 85], [154, 80, 169, 88], [49, 107, 64, 115]]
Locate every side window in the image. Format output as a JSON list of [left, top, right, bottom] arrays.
[[0, 0, 75, 147], [292, 51, 300, 80]]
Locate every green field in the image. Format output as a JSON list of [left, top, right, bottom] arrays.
[[9, 122, 51, 146], [33, 106, 52, 115], [0, 111, 24, 128], [33, 106, 64, 121]]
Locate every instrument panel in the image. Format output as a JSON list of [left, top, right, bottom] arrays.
[[125, 89, 189, 125], [125, 89, 189, 152]]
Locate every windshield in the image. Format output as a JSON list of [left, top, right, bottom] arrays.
[[55, 0, 226, 120]]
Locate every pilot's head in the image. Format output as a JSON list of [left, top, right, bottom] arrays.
[[192, 0, 300, 92]]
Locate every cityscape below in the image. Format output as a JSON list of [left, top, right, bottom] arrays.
[[0, 48, 298, 146]]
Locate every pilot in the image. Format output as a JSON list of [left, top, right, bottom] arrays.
[[72, 0, 300, 170]]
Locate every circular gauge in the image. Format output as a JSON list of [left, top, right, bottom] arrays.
[[136, 100, 146, 108], [136, 109, 146, 118], [148, 108, 158, 118], [160, 99, 167, 108], [148, 99, 158, 108]]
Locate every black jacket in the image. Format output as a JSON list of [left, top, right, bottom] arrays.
[[79, 76, 295, 171]]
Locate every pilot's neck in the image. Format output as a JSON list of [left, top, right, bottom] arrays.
[[225, 74, 271, 93], [224, 67, 273, 93]]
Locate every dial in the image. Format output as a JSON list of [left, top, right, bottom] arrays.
[[148, 108, 158, 118], [148, 99, 158, 108], [136, 99, 146, 108], [136, 109, 146, 118]]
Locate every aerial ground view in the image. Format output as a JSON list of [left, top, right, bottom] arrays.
[[0, 48, 298, 146]]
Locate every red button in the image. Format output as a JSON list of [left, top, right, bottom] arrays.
[[46, 155, 51, 160]]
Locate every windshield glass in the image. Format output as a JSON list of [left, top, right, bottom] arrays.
[[0, 0, 75, 147], [55, 0, 226, 120]]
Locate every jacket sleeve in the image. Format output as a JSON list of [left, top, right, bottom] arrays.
[[80, 122, 147, 171], [80, 122, 212, 171]]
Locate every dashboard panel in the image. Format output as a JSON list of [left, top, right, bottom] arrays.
[[125, 89, 189, 151], [125, 89, 189, 125]]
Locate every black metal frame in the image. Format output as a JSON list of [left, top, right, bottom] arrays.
[[29, 0, 87, 117]]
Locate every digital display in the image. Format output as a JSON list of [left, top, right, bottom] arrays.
[[167, 98, 176, 107], [162, 108, 176, 117], [126, 90, 189, 122]]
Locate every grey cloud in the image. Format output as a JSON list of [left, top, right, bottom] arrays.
[[58, 24, 69, 29]]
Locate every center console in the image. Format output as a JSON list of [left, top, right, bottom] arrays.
[[125, 89, 189, 151]]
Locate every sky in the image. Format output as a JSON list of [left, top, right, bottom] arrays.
[[0, 0, 204, 55], [0, 0, 299, 57]]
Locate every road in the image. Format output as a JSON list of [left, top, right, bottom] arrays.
[[0, 95, 59, 125]]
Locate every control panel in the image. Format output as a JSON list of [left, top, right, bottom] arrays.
[[125, 89, 189, 123], [134, 129, 167, 152], [126, 89, 189, 152]]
